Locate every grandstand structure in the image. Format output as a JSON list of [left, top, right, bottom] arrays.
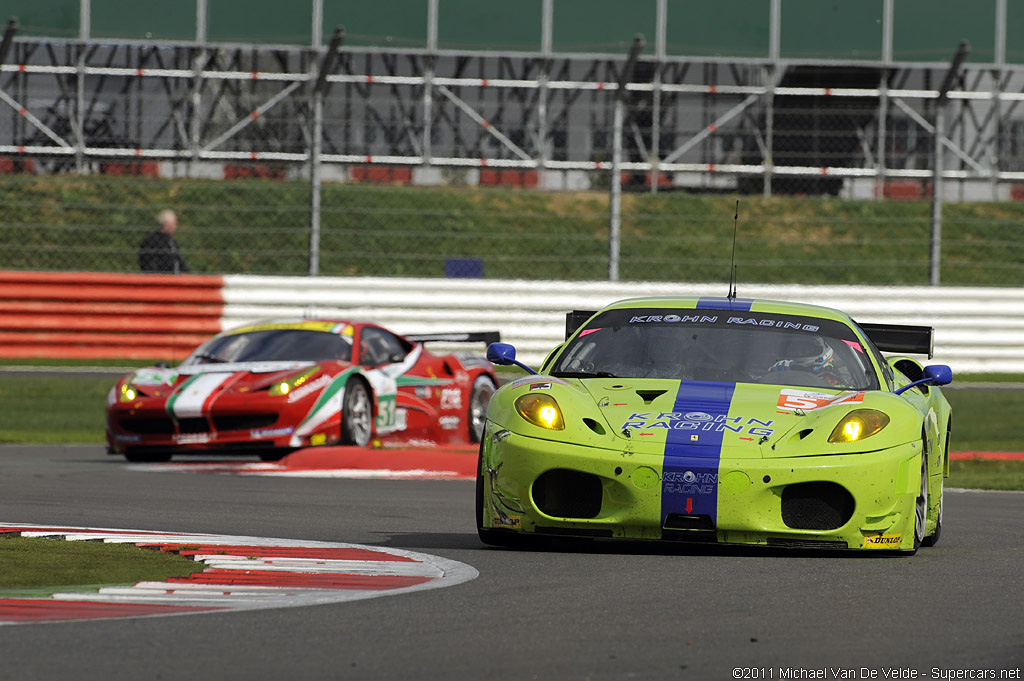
[[3, 0, 1024, 197]]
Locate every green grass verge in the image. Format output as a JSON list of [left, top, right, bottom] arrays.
[[0, 536, 205, 591], [947, 459, 1024, 491], [3, 175, 1024, 284], [0, 374, 115, 444], [943, 387, 1024, 451], [0, 358, 157, 368]]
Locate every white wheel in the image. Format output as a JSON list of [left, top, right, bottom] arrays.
[[340, 381, 372, 447], [468, 376, 496, 443]]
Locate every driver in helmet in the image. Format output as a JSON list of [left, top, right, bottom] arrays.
[[768, 335, 842, 386]]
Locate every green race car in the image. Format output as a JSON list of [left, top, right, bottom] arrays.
[[478, 296, 953, 553]]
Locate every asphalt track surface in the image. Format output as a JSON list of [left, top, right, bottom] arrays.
[[1, 445, 1021, 681]]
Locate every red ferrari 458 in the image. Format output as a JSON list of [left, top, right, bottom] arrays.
[[106, 319, 499, 461]]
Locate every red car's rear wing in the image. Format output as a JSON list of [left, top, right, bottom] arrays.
[[858, 322, 934, 358], [405, 331, 501, 345]]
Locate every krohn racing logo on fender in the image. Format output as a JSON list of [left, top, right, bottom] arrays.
[[664, 470, 718, 495], [622, 412, 774, 437]]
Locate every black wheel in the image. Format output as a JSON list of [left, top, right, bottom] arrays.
[[258, 450, 290, 462], [340, 380, 373, 447], [475, 442, 486, 535], [123, 450, 172, 463], [468, 375, 496, 443]]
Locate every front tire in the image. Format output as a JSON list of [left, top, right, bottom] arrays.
[[922, 485, 943, 547], [922, 423, 949, 547], [340, 380, 373, 447], [258, 450, 290, 462], [912, 459, 928, 553]]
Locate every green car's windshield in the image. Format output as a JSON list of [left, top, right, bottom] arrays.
[[550, 308, 880, 391]]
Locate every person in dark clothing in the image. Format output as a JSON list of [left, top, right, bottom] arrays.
[[139, 209, 189, 273]]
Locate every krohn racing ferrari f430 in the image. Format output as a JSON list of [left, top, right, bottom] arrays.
[[106, 319, 498, 462], [477, 296, 953, 553]]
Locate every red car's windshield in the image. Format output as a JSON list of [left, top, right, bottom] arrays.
[[183, 330, 353, 364]]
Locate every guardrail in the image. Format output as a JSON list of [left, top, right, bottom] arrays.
[[3, 270, 1022, 373], [0, 271, 224, 360]]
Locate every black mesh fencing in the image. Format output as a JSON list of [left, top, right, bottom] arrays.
[[2, 167, 1023, 287]]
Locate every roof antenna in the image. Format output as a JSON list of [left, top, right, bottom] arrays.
[[727, 200, 739, 299]]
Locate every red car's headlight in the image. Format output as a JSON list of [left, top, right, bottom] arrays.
[[268, 368, 320, 396]]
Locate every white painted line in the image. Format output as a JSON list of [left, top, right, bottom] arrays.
[[195, 557, 445, 576], [124, 464, 464, 479]]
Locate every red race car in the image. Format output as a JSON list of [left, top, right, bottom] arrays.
[[106, 319, 499, 462]]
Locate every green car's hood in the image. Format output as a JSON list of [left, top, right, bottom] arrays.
[[491, 376, 924, 459]]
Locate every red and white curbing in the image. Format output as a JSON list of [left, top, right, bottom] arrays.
[[949, 451, 1024, 461], [0, 523, 478, 625]]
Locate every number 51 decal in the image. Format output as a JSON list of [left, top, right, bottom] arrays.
[[777, 389, 865, 412]]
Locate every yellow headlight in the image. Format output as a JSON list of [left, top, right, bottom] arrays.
[[269, 368, 319, 396], [119, 384, 138, 402], [514, 393, 565, 430], [828, 409, 890, 443]]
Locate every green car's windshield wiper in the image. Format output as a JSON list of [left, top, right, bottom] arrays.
[[550, 370, 619, 379]]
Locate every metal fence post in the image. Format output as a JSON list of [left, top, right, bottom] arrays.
[[75, 1, 89, 174], [309, 26, 344, 277], [609, 35, 644, 282], [930, 40, 969, 286]]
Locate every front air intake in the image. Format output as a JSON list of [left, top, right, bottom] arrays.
[[663, 513, 715, 531], [767, 537, 848, 550], [532, 469, 603, 519], [213, 413, 279, 431], [781, 482, 855, 531]]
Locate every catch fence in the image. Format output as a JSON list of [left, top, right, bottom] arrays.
[[3, 22, 1024, 285], [2, 173, 1024, 287]]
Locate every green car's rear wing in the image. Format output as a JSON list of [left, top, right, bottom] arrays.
[[565, 310, 597, 340], [858, 322, 934, 358], [566, 311, 934, 359]]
